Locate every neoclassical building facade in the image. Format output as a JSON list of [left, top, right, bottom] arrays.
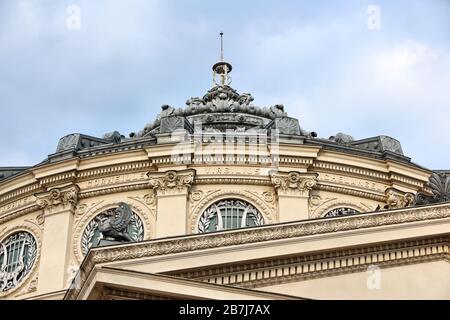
[[1, 59, 449, 300]]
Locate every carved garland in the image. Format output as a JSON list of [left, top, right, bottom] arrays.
[[189, 189, 276, 233], [0, 222, 42, 298]]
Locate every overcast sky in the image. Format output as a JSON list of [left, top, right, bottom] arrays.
[[0, 0, 449, 169]]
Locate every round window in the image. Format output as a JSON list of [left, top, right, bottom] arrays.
[[0, 231, 37, 292]]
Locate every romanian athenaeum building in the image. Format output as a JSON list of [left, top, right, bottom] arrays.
[[1, 48, 450, 300]]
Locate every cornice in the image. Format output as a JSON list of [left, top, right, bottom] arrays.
[[0, 142, 430, 210], [38, 170, 77, 188], [0, 183, 41, 206], [171, 237, 450, 289], [65, 202, 450, 300], [77, 161, 153, 181], [315, 184, 386, 202], [312, 161, 390, 181]]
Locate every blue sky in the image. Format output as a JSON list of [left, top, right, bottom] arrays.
[[0, 0, 449, 169]]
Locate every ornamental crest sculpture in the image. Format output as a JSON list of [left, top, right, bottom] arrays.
[[0, 232, 37, 292], [81, 203, 144, 255], [416, 172, 450, 205]]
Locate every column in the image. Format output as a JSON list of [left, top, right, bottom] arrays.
[[148, 169, 195, 238], [270, 171, 317, 222], [35, 185, 79, 294]]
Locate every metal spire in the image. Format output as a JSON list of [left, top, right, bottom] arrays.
[[220, 32, 224, 62]]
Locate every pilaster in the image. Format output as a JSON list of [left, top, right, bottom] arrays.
[[148, 169, 195, 238], [270, 171, 317, 222], [35, 185, 79, 293]]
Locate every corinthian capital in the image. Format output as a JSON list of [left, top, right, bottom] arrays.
[[270, 171, 317, 196], [148, 169, 195, 195], [35, 185, 79, 211]]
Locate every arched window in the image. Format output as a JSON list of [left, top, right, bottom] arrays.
[[324, 207, 360, 218], [81, 203, 144, 256], [0, 232, 37, 292], [198, 199, 264, 233]]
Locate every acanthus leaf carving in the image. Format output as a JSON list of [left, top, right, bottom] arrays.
[[270, 171, 317, 196], [35, 186, 79, 211], [148, 170, 195, 195]]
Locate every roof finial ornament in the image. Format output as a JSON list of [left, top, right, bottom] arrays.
[[213, 32, 232, 87], [220, 32, 224, 62]]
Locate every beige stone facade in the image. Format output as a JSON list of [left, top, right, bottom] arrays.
[[0, 63, 446, 299], [2, 136, 443, 299]]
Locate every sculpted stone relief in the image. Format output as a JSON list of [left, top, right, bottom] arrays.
[[72, 198, 153, 263], [80, 203, 144, 256], [36, 186, 79, 210], [385, 190, 415, 209]]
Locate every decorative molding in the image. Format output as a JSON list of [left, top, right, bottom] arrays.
[[38, 171, 77, 188], [78, 183, 149, 199], [190, 190, 204, 203], [189, 189, 276, 233], [32, 214, 45, 227], [78, 172, 149, 191], [17, 275, 39, 297], [0, 205, 41, 226], [75, 201, 104, 218], [0, 183, 41, 207], [390, 173, 425, 188], [148, 170, 195, 196], [0, 195, 37, 217], [315, 184, 386, 202], [77, 162, 153, 181], [317, 172, 387, 194], [312, 162, 390, 181], [270, 171, 317, 197], [128, 193, 156, 215]]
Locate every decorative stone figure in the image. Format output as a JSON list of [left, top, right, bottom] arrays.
[[269, 104, 288, 119], [329, 133, 354, 144], [95, 202, 134, 242]]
